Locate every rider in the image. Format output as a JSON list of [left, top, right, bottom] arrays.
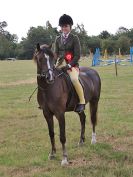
[[54, 14, 85, 112]]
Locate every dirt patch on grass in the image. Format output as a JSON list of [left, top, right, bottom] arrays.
[[112, 135, 133, 153], [0, 78, 36, 87], [99, 131, 133, 153], [10, 167, 50, 177], [68, 157, 87, 168], [0, 166, 53, 177]]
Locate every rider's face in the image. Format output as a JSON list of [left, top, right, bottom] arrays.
[[61, 24, 71, 34]]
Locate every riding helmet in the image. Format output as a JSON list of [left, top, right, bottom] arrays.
[[59, 14, 73, 26]]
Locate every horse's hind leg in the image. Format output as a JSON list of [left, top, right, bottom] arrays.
[[78, 111, 86, 145], [43, 111, 56, 159], [89, 100, 99, 144]]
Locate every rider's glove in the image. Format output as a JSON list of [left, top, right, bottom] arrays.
[[62, 64, 72, 72]]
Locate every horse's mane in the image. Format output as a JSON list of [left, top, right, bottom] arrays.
[[33, 44, 54, 63]]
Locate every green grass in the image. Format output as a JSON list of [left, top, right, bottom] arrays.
[[0, 60, 133, 177]]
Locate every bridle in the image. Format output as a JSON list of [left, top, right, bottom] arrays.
[[36, 51, 55, 80], [37, 67, 63, 80], [29, 49, 64, 101], [37, 68, 54, 78], [36, 51, 63, 79]]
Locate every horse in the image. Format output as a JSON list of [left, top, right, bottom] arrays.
[[33, 43, 101, 166]]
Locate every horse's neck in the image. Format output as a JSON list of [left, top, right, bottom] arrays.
[[37, 78, 49, 91]]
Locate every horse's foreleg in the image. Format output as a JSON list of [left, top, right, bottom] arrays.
[[43, 111, 56, 159], [89, 100, 98, 144], [78, 111, 86, 145], [57, 113, 68, 166]]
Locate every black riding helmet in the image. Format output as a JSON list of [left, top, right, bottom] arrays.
[[59, 14, 73, 26]]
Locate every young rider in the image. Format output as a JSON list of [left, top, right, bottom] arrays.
[[54, 14, 85, 112]]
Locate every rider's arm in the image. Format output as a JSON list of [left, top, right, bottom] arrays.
[[69, 35, 81, 67]]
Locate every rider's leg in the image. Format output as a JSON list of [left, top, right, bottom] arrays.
[[67, 67, 85, 112]]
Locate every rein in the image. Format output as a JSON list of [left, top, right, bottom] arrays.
[[28, 87, 38, 102]]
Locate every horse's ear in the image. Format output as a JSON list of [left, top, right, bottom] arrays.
[[37, 43, 40, 51]]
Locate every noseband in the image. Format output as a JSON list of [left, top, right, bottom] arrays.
[[37, 68, 54, 78]]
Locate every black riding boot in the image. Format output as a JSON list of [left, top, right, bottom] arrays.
[[75, 104, 85, 113]]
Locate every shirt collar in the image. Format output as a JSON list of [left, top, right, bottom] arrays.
[[62, 32, 70, 38]]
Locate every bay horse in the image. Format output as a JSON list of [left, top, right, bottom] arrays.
[[33, 43, 101, 166]]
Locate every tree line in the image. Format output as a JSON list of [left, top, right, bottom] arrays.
[[0, 21, 133, 60]]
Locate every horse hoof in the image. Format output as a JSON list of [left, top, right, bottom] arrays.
[[91, 139, 97, 144], [91, 133, 96, 144], [78, 140, 84, 146], [61, 158, 69, 166], [48, 153, 55, 160]]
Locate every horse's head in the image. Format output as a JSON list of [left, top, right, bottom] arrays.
[[34, 43, 55, 84]]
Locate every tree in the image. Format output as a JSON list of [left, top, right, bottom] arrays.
[[99, 30, 111, 39], [0, 21, 7, 34], [0, 21, 18, 59], [2, 20, 133, 59], [101, 39, 116, 55], [87, 36, 101, 54], [16, 24, 59, 59], [72, 24, 90, 55], [116, 36, 130, 54], [127, 28, 133, 46], [116, 26, 129, 35]]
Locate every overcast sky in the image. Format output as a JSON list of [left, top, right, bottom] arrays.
[[1, 0, 133, 41]]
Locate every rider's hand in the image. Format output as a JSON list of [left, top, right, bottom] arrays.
[[62, 64, 71, 72]]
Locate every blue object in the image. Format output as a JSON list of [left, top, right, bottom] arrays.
[[92, 48, 100, 66], [130, 47, 133, 63], [92, 47, 133, 66]]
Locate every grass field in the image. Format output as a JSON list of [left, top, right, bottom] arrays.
[[0, 60, 133, 177]]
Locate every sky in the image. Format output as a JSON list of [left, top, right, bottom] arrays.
[[0, 0, 133, 41]]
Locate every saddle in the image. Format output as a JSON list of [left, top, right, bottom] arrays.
[[60, 70, 84, 111]]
